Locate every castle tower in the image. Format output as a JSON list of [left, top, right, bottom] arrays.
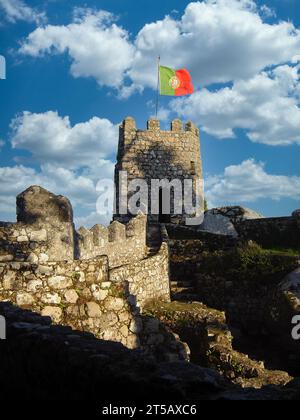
[[114, 117, 203, 225]]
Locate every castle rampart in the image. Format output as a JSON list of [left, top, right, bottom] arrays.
[[0, 186, 174, 354], [77, 213, 147, 268], [0, 186, 148, 268], [235, 213, 300, 249]]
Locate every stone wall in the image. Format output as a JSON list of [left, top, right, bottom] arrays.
[[236, 212, 300, 249], [0, 186, 177, 356], [0, 257, 141, 346], [77, 213, 147, 268], [0, 222, 74, 263], [114, 117, 203, 225], [110, 230, 171, 308], [0, 220, 173, 357], [0, 186, 148, 269], [0, 248, 179, 356], [0, 301, 241, 401], [169, 235, 237, 256]]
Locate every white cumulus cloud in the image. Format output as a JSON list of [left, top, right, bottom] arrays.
[[19, 9, 135, 89], [129, 0, 300, 90], [17, 1, 300, 145], [10, 111, 118, 168], [170, 62, 300, 145], [0, 0, 45, 24], [19, 1, 300, 92], [0, 110, 117, 226], [0, 162, 115, 226], [206, 159, 300, 205]]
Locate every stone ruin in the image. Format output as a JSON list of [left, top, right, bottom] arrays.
[[1, 118, 300, 399], [0, 185, 182, 358]]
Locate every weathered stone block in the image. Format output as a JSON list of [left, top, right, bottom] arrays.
[[105, 297, 124, 311], [27, 253, 39, 264], [39, 253, 49, 263], [3, 271, 17, 290], [96, 312, 118, 329], [171, 119, 183, 131], [16, 292, 34, 307], [41, 306, 62, 323], [85, 302, 102, 318], [0, 255, 14, 262], [41, 293, 61, 305], [101, 281, 111, 289], [64, 289, 79, 304], [27, 280, 43, 292], [108, 221, 126, 242], [48, 275, 72, 290], [147, 119, 160, 131], [17, 236, 28, 242], [90, 224, 109, 246], [91, 285, 108, 301], [126, 334, 140, 349], [120, 325, 129, 338], [129, 318, 143, 334], [17, 185, 73, 225], [29, 229, 47, 242]]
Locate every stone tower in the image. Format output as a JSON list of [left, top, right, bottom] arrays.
[[114, 117, 203, 225]]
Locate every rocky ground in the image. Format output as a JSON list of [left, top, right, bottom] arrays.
[[144, 300, 291, 389], [0, 301, 300, 401]]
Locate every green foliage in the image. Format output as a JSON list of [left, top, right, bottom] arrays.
[[72, 272, 81, 281], [263, 247, 299, 257], [109, 283, 127, 299], [199, 241, 299, 286]]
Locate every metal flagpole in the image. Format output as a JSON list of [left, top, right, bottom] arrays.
[[155, 55, 160, 118]]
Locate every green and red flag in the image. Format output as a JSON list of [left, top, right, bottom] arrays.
[[159, 66, 194, 96]]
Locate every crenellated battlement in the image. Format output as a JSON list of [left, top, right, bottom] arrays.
[[0, 186, 171, 350], [77, 213, 147, 267], [0, 186, 147, 269], [120, 116, 199, 136]]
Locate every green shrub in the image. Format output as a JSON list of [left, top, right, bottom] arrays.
[[199, 241, 299, 286]]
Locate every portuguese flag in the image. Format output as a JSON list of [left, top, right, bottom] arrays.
[[159, 66, 194, 96]]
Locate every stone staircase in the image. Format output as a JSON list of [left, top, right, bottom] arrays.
[[145, 300, 292, 389], [147, 224, 204, 302], [147, 224, 199, 301]]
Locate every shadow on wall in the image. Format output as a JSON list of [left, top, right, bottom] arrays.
[[130, 143, 201, 224], [114, 118, 203, 225], [120, 280, 189, 362], [0, 301, 230, 401]]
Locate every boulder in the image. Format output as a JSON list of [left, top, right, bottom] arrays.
[[200, 213, 238, 237], [279, 268, 300, 312], [17, 185, 73, 225], [200, 206, 263, 237]]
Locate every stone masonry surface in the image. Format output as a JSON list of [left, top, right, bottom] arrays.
[[114, 117, 203, 225], [0, 185, 179, 358]]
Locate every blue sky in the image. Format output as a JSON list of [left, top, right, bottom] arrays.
[[0, 0, 300, 226]]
